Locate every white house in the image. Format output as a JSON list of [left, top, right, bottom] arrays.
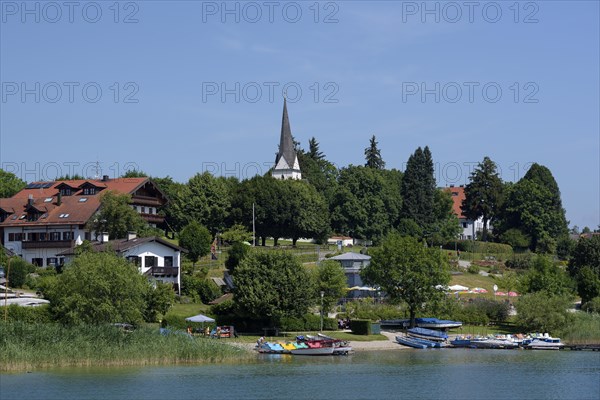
[[58, 234, 184, 293], [444, 185, 487, 240]]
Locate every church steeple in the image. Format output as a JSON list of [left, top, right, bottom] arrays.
[[272, 98, 301, 180]]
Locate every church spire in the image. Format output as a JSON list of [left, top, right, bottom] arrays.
[[272, 98, 301, 180]]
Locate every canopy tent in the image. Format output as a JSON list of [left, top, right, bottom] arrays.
[[185, 314, 215, 323], [448, 284, 469, 292]]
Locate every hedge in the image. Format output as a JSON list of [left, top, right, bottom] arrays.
[[447, 241, 513, 254], [1, 304, 52, 323], [350, 319, 372, 335]]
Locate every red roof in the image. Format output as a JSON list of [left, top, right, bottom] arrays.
[[443, 186, 466, 219], [0, 177, 158, 228]]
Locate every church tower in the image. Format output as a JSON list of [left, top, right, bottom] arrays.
[[272, 98, 301, 180]]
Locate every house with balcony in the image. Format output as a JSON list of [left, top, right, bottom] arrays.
[[0, 176, 167, 267], [58, 234, 184, 293]]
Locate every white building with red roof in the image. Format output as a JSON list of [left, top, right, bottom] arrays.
[[443, 185, 486, 240], [0, 176, 167, 267]]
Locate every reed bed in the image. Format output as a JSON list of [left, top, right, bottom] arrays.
[[559, 313, 600, 344], [0, 322, 251, 371]]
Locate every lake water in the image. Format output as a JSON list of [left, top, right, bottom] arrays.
[[1, 350, 599, 400]]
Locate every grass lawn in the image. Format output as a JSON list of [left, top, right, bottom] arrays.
[[451, 272, 498, 293], [168, 302, 211, 318]]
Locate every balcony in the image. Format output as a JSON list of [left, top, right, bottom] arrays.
[[22, 240, 75, 249], [147, 266, 179, 277], [132, 195, 164, 206]]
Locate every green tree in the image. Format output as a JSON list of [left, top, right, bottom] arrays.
[[361, 233, 450, 327], [569, 236, 600, 304], [220, 224, 252, 244], [86, 191, 147, 240], [144, 282, 176, 322], [178, 221, 212, 266], [364, 135, 385, 169], [285, 180, 330, 245], [495, 270, 519, 294], [307, 137, 324, 161], [5, 258, 34, 288], [330, 166, 402, 244], [225, 241, 251, 274], [428, 189, 461, 246], [400, 147, 436, 229], [233, 251, 314, 321], [515, 292, 573, 333], [121, 169, 148, 178], [461, 157, 503, 241], [55, 173, 85, 181], [496, 164, 568, 252], [500, 228, 531, 251], [0, 169, 26, 198], [314, 260, 347, 313], [169, 172, 232, 234], [46, 252, 151, 325], [519, 255, 575, 297]]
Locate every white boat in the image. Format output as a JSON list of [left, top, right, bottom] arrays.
[[523, 337, 564, 350], [290, 347, 335, 355]]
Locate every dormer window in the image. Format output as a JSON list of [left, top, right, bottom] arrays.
[[60, 187, 72, 196], [83, 187, 96, 195], [27, 211, 41, 222]]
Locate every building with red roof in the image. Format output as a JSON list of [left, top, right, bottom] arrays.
[[0, 175, 167, 267], [443, 185, 487, 240]]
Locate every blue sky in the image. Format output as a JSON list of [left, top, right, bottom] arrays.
[[1, 1, 598, 229]]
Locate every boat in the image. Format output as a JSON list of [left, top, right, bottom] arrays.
[[522, 337, 564, 350], [409, 337, 443, 348], [450, 338, 473, 348], [407, 327, 448, 342], [396, 335, 427, 349], [467, 336, 519, 349], [290, 346, 335, 355], [412, 318, 462, 329]]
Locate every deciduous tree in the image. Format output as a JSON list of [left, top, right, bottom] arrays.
[[0, 169, 26, 198], [87, 191, 146, 240], [361, 234, 450, 327], [178, 221, 212, 266], [314, 260, 347, 313]]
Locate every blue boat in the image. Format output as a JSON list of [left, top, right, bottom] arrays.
[[407, 327, 448, 342], [381, 318, 462, 329], [396, 336, 427, 349]]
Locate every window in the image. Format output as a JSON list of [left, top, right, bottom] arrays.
[[46, 258, 58, 266], [63, 231, 74, 240], [84, 231, 91, 241], [31, 258, 43, 267], [44, 197, 53, 203], [141, 207, 146, 214], [60, 188, 72, 196], [462, 222, 468, 228], [50, 232, 61, 241], [39, 232, 47, 241], [127, 256, 140, 266], [79, 197, 88, 202], [83, 187, 96, 195], [27, 212, 40, 222], [164, 256, 173, 267], [8, 233, 14, 241], [0, 213, 6, 223], [10, 232, 25, 241], [145, 256, 157, 268]]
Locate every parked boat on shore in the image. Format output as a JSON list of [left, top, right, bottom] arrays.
[[381, 318, 462, 330], [407, 327, 448, 342], [522, 337, 564, 350], [396, 336, 428, 349]]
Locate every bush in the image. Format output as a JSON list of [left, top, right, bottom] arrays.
[[341, 300, 406, 321], [581, 297, 600, 314], [181, 275, 221, 304], [211, 300, 236, 316], [3, 304, 52, 323], [349, 319, 372, 335], [467, 264, 480, 274], [505, 253, 534, 269], [6, 258, 35, 288], [515, 293, 573, 333], [278, 314, 337, 331], [455, 241, 513, 255]]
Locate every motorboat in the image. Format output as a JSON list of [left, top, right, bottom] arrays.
[[381, 318, 462, 329], [522, 337, 564, 350]]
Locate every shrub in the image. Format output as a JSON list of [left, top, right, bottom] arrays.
[[6, 258, 35, 288], [505, 253, 534, 269], [278, 314, 337, 331], [515, 293, 573, 333], [581, 297, 600, 314], [349, 319, 372, 335], [455, 241, 513, 255], [3, 304, 52, 323], [467, 264, 480, 274]]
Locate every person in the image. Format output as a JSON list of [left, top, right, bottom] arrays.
[[457, 250, 460, 260], [204, 326, 210, 337], [216, 326, 221, 339], [187, 326, 192, 335]]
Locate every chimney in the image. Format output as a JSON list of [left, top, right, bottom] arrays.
[[449, 184, 455, 188], [57, 192, 62, 206], [127, 231, 137, 241], [27, 195, 34, 206], [459, 185, 465, 188], [102, 175, 109, 182], [100, 232, 109, 243]]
